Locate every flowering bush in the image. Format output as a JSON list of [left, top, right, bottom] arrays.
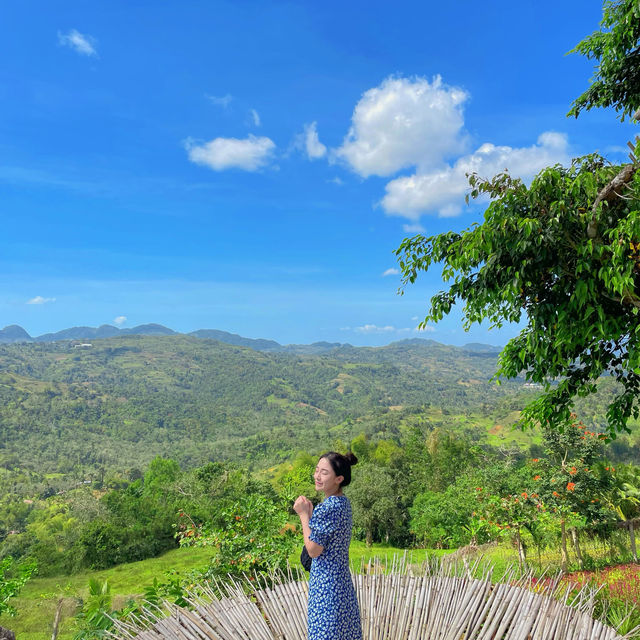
[[177, 493, 297, 577], [564, 563, 640, 635], [566, 563, 640, 607]]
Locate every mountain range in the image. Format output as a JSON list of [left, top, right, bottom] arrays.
[[0, 323, 502, 354]]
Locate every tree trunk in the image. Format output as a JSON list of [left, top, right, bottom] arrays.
[[366, 528, 373, 547], [515, 528, 527, 571], [51, 598, 64, 640], [588, 162, 637, 238], [570, 527, 583, 569], [560, 519, 569, 573]]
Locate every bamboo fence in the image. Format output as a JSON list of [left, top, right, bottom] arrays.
[[110, 557, 639, 640]]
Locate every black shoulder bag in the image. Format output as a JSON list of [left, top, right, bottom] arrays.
[[300, 545, 312, 571]]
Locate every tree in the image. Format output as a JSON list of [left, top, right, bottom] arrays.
[[532, 419, 615, 570], [177, 493, 296, 577], [568, 0, 640, 121], [396, 0, 640, 437], [348, 463, 404, 546]]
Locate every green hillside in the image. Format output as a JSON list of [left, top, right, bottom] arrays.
[[0, 335, 637, 480], [0, 336, 524, 473]]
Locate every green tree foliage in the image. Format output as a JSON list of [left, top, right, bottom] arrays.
[[410, 485, 481, 548], [568, 0, 640, 120], [350, 433, 372, 463], [403, 426, 479, 494], [272, 452, 316, 509], [177, 493, 297, 577], [73, 578, 113, 640], [143, 458, 181, 497], [530, 418, 616, 537], [0, 556, 36, 618], [397, 156, 640, 436], [605, 462, 640, 519], [348, 463, 404, 546], [396, 0, 640, 437]]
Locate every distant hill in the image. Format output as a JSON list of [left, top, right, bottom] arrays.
[[0, 323, 179, 343], [188, 328, 282, 351], [0, 323, 349, 353], [35, 323, 176, 342], [35, 324, 122, 342], [0, 323, 502, 355], [462, 343, 502, 353], [0, 325, 32, 344]]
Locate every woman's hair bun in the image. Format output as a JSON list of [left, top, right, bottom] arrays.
[[344, 452, 358, 466]]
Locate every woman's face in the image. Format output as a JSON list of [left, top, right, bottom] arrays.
[[314, 457, 344, 496]]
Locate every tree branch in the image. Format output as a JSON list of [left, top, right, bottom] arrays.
[[588, 163, 637, 238]]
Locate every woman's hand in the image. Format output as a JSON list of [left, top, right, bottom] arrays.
[[293, 495, 323, 558], [293, 495, 313, 519]]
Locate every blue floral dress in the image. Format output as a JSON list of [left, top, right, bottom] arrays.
[[307, 495, 362, 640]]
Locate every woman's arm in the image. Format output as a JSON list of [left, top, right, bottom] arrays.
[[294, 496, 324, 558]]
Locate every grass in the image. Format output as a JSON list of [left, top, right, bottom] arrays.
[[6, 546, 217, 640]]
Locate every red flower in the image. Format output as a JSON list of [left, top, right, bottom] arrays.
[[566, 482, 576, 492], [534, 475, 541, 481], [569, 467, 578, 475]]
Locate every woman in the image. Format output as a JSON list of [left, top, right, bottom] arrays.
[[293, 451, 362, 640]]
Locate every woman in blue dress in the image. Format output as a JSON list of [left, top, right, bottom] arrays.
[[293, 451, 362, 640]]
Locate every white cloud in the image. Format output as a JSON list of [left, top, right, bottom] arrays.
[[303, 122, 327, 160], [355, 324, 398, 333], [334, 76, 468, 178], [185, 135, 276, 171], [349, 322, 435, 335], [114, 315, 127, 326], [328, 176, 344, 186], [402, 223, 425, 233], [382, 132, 570, 220], [415, 324, 435, 333], [207, 94, 233, 108], [382, 268, 400, 277], [27, 296, 56, 305], [58, 29, 97, 56], [250, 109, 261, 127]]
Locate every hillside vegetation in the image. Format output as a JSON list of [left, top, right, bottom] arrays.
[[0, 336, 532, 474], [0, 335, 638, 479]]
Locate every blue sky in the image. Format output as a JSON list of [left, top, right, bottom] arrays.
[[1, 1, 635, 346]]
